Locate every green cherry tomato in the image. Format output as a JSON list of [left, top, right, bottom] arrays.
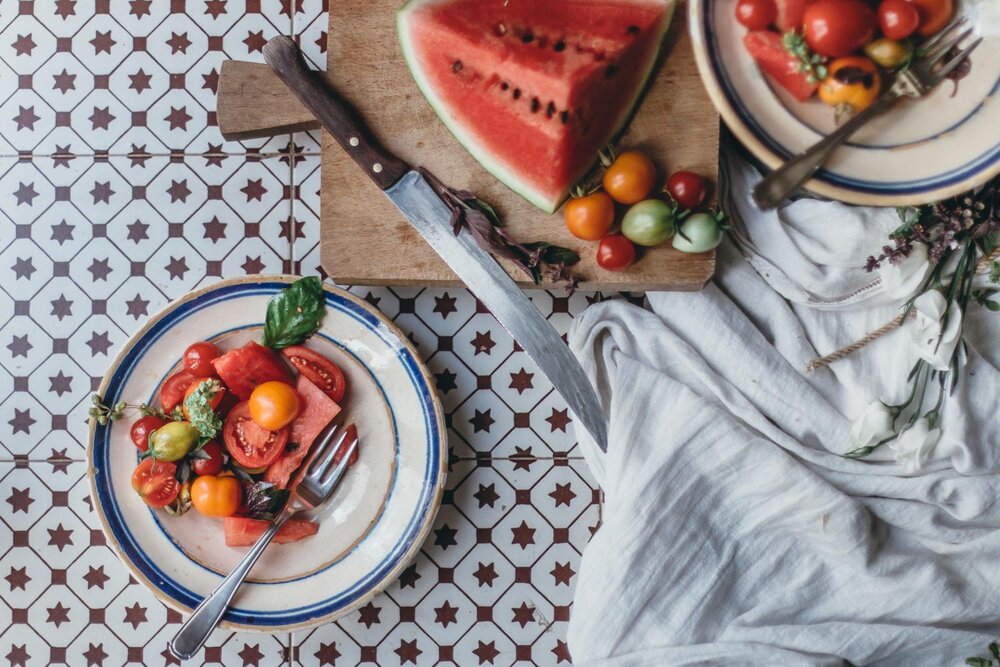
[[864, 37, 912, 69], [673, 213, 724, 253], [150, 421, 200, 462], [621, 199, 676, 247]]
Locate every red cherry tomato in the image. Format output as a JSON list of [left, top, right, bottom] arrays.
[[878, 0, 920, 39], [735, 0, 777, 30], [903, 0, 954, 37], [192, 440, 225, 476], [666, 171, 707, 210], [160, 370, 196, 412], [803, 0, 876, 58], [596, 235, 637, 272], [183, 341, 221, 378], [130, 415, 168, 452], [130, 458, 179, 508]]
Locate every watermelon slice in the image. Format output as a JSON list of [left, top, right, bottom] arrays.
[[211, 341, 293, 401], [743, 30, 817, 102], [223, 517, 319, 547], [398, 0, 675, 213], [264, 375, 343, 489]]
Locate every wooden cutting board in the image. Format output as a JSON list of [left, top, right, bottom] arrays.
[[220, 1, 719, 291]]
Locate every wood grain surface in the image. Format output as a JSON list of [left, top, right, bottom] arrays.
[[317, 0, 719, 291]]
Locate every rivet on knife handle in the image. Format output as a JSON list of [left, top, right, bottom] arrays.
[[262, 36, 408, 191]]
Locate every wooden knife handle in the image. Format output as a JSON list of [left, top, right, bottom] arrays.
[[262, 36, 408, 191]]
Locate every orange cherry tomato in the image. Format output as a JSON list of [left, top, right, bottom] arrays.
[[602, 151, 656, 205], [902, 0, 953, 36], [181, 378, 225, 421], [819, 57, 881, 112], [190, 474, 242, 517], [248, 381, 300, 431], [563, 192, 615, 240]]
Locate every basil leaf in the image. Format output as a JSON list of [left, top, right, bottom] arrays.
[[261, 277, 327, 350], [244, 482, 290, 521]]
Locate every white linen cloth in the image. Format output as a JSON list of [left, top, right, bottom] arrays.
[[567, 144, 1000, 666]]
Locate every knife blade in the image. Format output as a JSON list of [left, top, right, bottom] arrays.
[[262, 36, 608, 452]]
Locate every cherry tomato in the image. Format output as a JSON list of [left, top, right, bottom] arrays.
[[130, 415, 168, 452], [130, 458, 179, 508], [878, 0, 920, 40], [803, 0, 876, 58], [223, 401, 289, 468], [281, 346, 347, 403], [563, 192, 615, 241], [248, 381, 301, 431], [149, 420, 200, 462], [602, 151, 656, 205], [621, 200, 676, 247], [596, 235, 637, 271], [181, 378, 225, 421], [190, 474, 242, 517], [902, 0, 953, 36], [192, 440, 225, 476], [735, 0, 777, 30], [666, 171, 707, 210], [819, 56, 881, 111], [160, 370, 196, 412], [183, 341, 221, 378], [864, 37, 912, 69]]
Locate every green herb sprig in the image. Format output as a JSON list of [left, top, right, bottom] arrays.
[[262, 276, 327, 350], [783, 31, 828, 84], [89, 394, 179, 426], [966, 641, 1000, 666], [183, 379, 223, 442]]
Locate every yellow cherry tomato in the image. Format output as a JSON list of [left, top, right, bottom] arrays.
[[819, 57, 881, 112], [190, 474, 241, 517], [864, 37, 912, 70], [248, 381, 300, 431], [563, 192, 615, 240], [602, 151, 656, 205]]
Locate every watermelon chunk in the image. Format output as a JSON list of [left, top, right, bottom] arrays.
[[743, 31, 817, 102], [398, 0, 675, 213], [774, 0, 808, 32], [211, 341, 292, 400], [223, 517, 319, 547], [264, 375, 343, 489]]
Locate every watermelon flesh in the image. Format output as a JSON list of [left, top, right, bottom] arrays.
[[212, 341, 293, 401], [398, 0, 675, 213], [223, 517, 319, 547], [264, 375, 343, 489], [743, 31, 817, 102]]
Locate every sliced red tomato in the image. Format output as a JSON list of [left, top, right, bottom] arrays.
[[334, 424, 360, 467], [212, 341, 293, 400], [264, 375, 342, 489], [903, 0, 953, 36], [160, 370, 196, 412], [224, 517, 319, 547], [130, 458, 179, 508], [281, 346, 347, 403], [744, 31, 819, 102], [223, 401, 288, 468]]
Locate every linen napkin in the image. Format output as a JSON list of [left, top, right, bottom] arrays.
[[567, 143, 1000, 665]]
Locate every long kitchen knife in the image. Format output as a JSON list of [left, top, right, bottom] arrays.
[[262, 36, 608, 452]]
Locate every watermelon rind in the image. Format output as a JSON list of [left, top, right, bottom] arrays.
[[397, 0, 676, 214]]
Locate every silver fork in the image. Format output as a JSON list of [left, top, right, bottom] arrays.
[[169, 421, 359, 660], [752, 18, 983, 209]]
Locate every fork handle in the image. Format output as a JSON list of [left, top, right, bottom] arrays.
[[169, 508, 294, 660], [752, 92, 899, 209]]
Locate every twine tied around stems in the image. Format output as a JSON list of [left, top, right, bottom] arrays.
[[805, 246, 1000, 372]]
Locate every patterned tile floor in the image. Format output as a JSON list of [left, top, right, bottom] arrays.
[[0, 2, 630, 665]]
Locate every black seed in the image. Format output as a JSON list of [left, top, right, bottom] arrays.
[[531, 97, 540, 113], [452, 60, 463, 73], [513, 88, 521, 100], [522, 32, 534, 43], [500, 81, 509, 91], [604, 63, 618, 78], [560, 110, 570, 124], [546, 101, 556, 117], [627, 25, 640, 35], [554, 40, 566, 52]]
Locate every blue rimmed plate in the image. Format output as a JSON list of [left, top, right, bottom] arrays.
[[689, 0, 1000, 205], [87, 276, 446, 632]]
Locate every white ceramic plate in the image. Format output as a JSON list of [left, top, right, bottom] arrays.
[[689, 0, 1000, 205], [87, 276, 446, 631]]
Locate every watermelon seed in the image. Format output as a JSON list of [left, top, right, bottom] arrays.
[[604, 64, 619, 78], [513, 88, 521, 100], [627, 25, 640, 35], [500, 81, 509, 91], [452, 60, 463, 73], [530, 97, 540, 113], [554, 40, 566, 52], [546, 101, 556, 118], [522, 32, 534, 44]]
